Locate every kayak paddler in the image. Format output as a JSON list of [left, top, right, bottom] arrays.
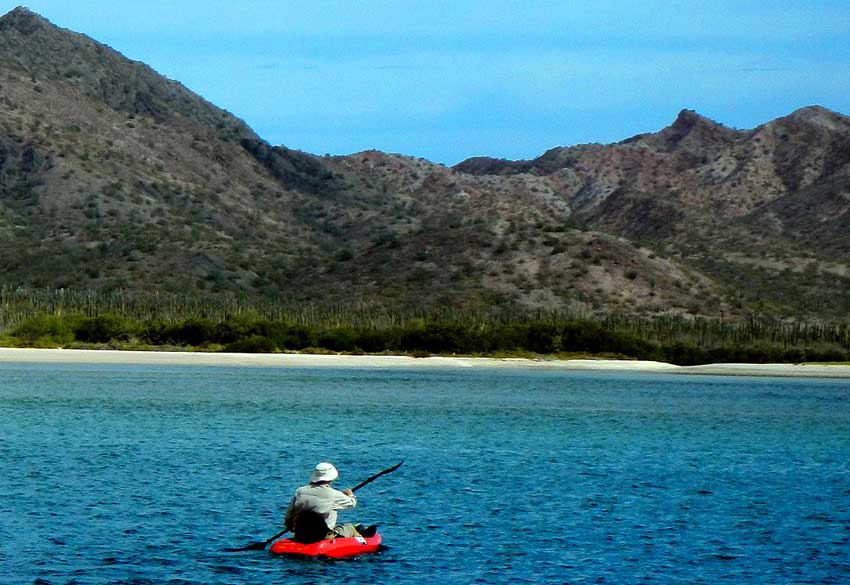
[[284, 462, 376, 543]]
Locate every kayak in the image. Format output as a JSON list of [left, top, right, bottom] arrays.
[[269, 533, 382, 559]]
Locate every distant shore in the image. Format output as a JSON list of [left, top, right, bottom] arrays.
[[1, 347, 849, 378]]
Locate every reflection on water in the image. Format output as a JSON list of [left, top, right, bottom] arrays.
[[1, 364, 849, 584]]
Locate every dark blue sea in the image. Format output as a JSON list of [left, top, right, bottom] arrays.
[[1, 363, 849, 584]]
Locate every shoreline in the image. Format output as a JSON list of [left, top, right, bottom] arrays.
[[1, 347, 849, 378]]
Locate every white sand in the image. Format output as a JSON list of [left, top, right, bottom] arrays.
[[679, 363, 850, 378], [1, 348, 849, 378]]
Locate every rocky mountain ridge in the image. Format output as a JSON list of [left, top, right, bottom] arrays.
[[1, 7, 848, 319], [453, 104, 850, 316]]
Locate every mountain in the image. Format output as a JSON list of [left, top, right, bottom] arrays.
[[455, 106, 850, 316], [1, 7, 849, 319], [0, 7, 340, 291]]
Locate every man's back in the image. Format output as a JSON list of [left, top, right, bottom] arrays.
[[285, 483, 358, 543], [289, 509, 329, 544]]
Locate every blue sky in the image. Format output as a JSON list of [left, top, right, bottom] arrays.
[[7, 1, 850, 163]]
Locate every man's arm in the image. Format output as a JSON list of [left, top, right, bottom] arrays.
[[331, 488, 357, 510]]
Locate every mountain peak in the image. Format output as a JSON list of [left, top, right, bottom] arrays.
[[647, 108, 731, 150], [0, 6, 52, 35], [790, 105, 832, 117], [785, 105, 848, 129], [670, 109, 717, 131], [2, 5, 35, 17]]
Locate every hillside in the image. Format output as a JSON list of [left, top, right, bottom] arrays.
[[454, 107, 850, 316], [1, 7, 849, 319]]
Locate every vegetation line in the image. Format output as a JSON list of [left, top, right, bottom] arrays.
[[1, 288, 848, 366]]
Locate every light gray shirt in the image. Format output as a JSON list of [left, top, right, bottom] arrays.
[[285, 483, 357, 530]]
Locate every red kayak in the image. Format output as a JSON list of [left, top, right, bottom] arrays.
[[269, 533, 382, 559]]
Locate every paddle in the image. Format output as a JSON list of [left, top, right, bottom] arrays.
[[225, 461, 404, 552], [350, 460, 404, 492]]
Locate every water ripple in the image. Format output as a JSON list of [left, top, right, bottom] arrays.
[[1, 364, 848, 584]]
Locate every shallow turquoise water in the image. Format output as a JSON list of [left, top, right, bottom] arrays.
[[1, 363, 849, 584]]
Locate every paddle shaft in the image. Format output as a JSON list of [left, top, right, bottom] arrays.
[[350, 460, 404, 493], [259, 527, 289, 547]]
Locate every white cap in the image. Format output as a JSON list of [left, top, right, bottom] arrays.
[[310, 462, 339, 483]]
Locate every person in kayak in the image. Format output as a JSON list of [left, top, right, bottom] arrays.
[[284, 462, 376, 543]]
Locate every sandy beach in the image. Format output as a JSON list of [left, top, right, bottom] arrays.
[[1, 347, 849, 378]]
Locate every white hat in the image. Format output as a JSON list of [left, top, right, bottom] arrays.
[[310, 462, 339, 483]]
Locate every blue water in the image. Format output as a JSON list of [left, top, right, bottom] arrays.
[[1, 364, 849, 584]]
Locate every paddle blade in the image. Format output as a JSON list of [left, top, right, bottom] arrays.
[[223, 541, 269, 552], [225, 527, 289, 552]]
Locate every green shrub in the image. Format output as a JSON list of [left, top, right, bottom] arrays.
[[488, 324, 528, 352], [276, 325, 316, 350], [253, 321, 315, 350], [224, 335, 276, 353], [355, 328, 401, 353], [74, 315, 134, 343], [140, 319, 169, 345], [318, 327, 359, 352], [12, 315, 80, 345], [525, 322, 561, 354], [400, 322, 473, 353], [169, 318, 216, 346], [213, 317, 256, 344]]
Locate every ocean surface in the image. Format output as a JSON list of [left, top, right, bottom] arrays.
[[1, 363, 849, 584]]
